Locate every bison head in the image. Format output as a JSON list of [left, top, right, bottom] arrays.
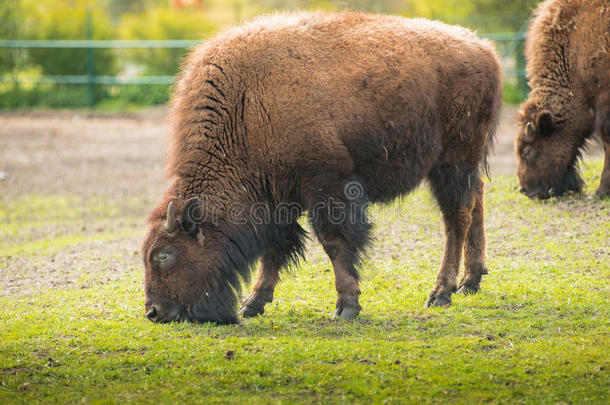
[[516, 107, 584, 199], [141, 198, 246, 324]]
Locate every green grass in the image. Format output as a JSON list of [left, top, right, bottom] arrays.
[[1, 160, 609, 404], [0, 195, 152, 258]]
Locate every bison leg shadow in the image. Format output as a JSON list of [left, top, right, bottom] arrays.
[[425, 164, 487, 307]]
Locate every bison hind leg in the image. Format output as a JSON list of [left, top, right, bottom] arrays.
[[457, 175, 488, 295], [425, 163, 479, 308]]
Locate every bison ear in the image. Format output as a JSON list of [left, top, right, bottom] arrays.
[[181, 198, 201, 237], [536, 110, 554, 136]]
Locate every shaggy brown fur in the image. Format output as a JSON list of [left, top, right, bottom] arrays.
[[516, 0, 610, 199], [141, 11, 502, 324]]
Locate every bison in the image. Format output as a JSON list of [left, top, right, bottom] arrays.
[[516, 0, 610, 199], [141, 12, 502, 324]]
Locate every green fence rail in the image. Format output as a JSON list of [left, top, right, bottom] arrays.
[[0, 75, 178, 85], [0, 33, 528, 108], [0, 39, 201, 48]]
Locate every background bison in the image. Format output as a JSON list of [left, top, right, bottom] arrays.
[[142, 11, 502, 324], [516, 0, 610, 199]]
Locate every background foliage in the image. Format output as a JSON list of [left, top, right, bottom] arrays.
[[119, 7, 217, 75], [23, 1, 117, 76], [0, 0, 543, 109]]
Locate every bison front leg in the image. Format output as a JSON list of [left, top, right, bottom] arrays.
[[306, 177, 372, 319], [425, 164, 476, 308], [238, 253, 281, 318], [239, 222, 306, 318], [318, 232, 364, 320], [458, 176, 488, 295]]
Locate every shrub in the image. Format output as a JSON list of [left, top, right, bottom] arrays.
[[105, 84, 171, 106], [0, 84, 90, 108]]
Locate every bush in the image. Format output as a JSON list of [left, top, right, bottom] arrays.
[[22, 0, 117, 76], [119, 7, 218, 75], [0, 84, 91, 109], [104, 84, 171, 106], [0, 82, 172, 109]]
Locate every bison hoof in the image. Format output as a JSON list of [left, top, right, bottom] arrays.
[[334, 306, 360, 320], [238, 295, 268, 318], [457, 265, 486, 295], [237, 303, 265, 318], [424, 290, 452, 308], [456, 278, 481, 295], [594, 188, 610, 199], [238, 290, 273, 318], [334, 297, 361, 320], [456, 285, 476, 295]]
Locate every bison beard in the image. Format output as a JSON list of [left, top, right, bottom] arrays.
[[141, 11, 503, 323], [520, 157, 584, 200]]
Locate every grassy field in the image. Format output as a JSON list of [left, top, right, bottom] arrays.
[[0, 159, 608, 404]]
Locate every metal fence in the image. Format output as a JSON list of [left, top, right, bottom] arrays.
[[0, 33, 527, 108]]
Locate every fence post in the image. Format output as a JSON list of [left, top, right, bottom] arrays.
[[86, 8, 95, 108]]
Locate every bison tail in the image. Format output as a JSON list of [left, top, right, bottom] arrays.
[[482, 75, 503, 180]]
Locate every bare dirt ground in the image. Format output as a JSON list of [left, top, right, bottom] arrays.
[[0, 105, 601, 296], [0, 105, 522, 200], [0, 107, 169, 199]]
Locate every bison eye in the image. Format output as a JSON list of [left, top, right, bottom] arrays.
[[522, 146, 535, 160], [153, 247, 177, 269]]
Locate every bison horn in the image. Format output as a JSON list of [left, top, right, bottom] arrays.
[[524, 122, 536, 142], [165, 201, 177, 233]]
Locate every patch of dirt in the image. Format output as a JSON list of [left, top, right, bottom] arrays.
[[0, 108, 169, 199], [0, 105, 602, 297], [0, 104, 549, 203], [2, 366, 40, 375], [0, 236, 142, 297], [0, 106, 523, 202]]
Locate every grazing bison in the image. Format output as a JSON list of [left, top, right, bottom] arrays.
[[142, 12, 502, 324], [516, 0, 610, 199]]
